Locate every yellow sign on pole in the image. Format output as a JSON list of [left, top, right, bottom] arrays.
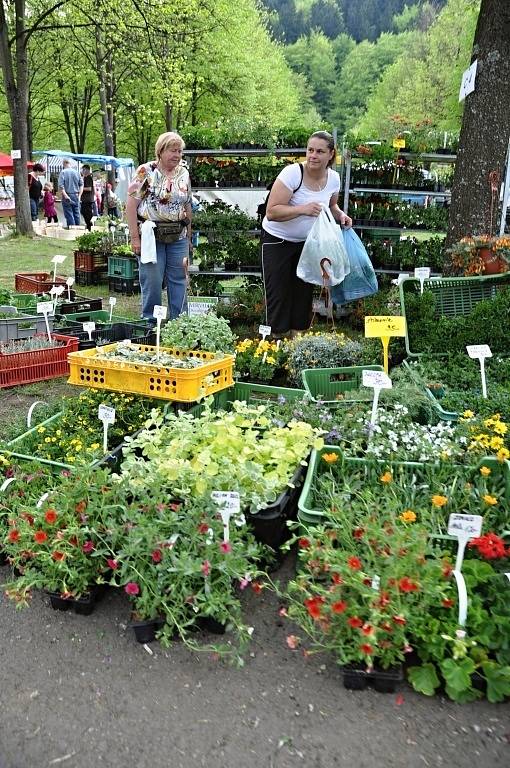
[[365, 316, 406, 374], [393, 138, 406, 149]]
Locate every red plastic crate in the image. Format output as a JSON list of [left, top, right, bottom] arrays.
[[15, 272, 68, 294], [0, 334, 79, 388], [74, 251, 107, 272]]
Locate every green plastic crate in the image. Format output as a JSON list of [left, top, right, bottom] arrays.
[[176, 380, 306, 417], [108, 256, 139, 279], [399, 273, 510, 357], [366, 227, 401, 243], [402, 360, 458, 422], [297, 445, 510, 525], [301, 365, 384, 405]]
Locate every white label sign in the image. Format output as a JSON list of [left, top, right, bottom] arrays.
[[109, 297, 117, 306], [459, 59, 477, 102], [50, 285, 65, 296], [153, 305, 167, 320], [37, 302, 54, 315], [98, 405, 115, 425], [258, 324, 271, 339], [0, 477, 15, 492], [51, 254, 67, 265], [414, 267, 431, 280], [362, 369, 392, 389], [36, 492, 50, 509], [466, 344, 492, 360], [10, 149, 21, 160], [188, 299, 218, 317], [211, 491, 241, 514], [505, 573, 510, 584], [83, 321, 96, 340], [66, 277, 74, 287], [448, 514, 483, 539]]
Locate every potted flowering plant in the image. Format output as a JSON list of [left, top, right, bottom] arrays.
[[283, 511, 451, 691], [234, 337, 288, 383], [105, 492, 265, 658], [3, 468, 124, 613]]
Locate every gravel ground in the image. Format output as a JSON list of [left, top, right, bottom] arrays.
[[0, 554, 508, 768]]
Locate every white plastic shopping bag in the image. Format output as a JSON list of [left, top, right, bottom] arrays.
[[296, 208, 350, 286], [140, 220, 157, 264]]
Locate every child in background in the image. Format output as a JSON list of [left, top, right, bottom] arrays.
[[43, 182, 58, 223]]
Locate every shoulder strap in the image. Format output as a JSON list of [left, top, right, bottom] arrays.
[[293, 162, 304, 193]]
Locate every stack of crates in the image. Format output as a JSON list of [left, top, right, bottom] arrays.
[[107, 255, 140, 295], [74, 250, 108, 286]]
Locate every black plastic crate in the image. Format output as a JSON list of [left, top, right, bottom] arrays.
[[75, 269, 108, 286], [56, 296, 103, 315], [108, 276, 141, 296], [64, 321, 150, 350]]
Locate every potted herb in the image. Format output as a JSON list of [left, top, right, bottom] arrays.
[[160, 312, 236, 353]]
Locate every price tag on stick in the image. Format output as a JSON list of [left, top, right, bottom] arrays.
[[37, 301, 53, 341], [153, 305, 167, 357], [414, 266, 431, 295], [362, 368, 392, 431], [448, 513, 483, 571], [66, 276, 74, 301], [82, 321, 95, 341], [466, 344, 492, 399], [365, 316, 406, 375], [453, 570, 468, 627], [109, 296, 117, 322], [51, 254, 66, 284], [258, 324, 271, 341], [0, 477, 16, 492], [98, 405, 116, 453], [211, 491, 241, 543]]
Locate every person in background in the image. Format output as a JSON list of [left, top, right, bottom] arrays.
[[105, 183, 120, 219], [80, 165, 95, 230], [261, 130, 352, 336], [42, 182, 58, 223], [28, 163, 45, 221], [58, 159, 82, 227], [93, 172, 103, 216], [126, 131, 192, 323]]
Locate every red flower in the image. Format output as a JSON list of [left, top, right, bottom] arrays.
[[361, 624, 374, 636], [347, 616, 363, 629], [68, 535, 79, 547], [377, 590, 391, 608], [197, 523, 209, 534], [381, 622, 393, 632], [360, 643, 374, 655], [347, 556, 362, 571], [468, 533, 507, 560], [124, 582, 140, 596], [44, 509, 57, 525], [304, 596, 325, 620], [8, 530, 20, 543], [169, 502, 181, 512], [362, 578, 372, 586], [107, 558, 118, 570], [151, 549, 162, 563], [21, 513, 34, 526], [219, 541, 232, 554], [331, 573, 343, 585], [393, 615, 406, 625], [298, 537, 311, 549], [201, 560, 211, 577], [398, 577, 418, 593], [34, 531, 47, 544], [353, 528, 364, 539], [75, 501, 87, 514], [442, 563, 453, 578], [442, 599, 454, 608], [82, 540, 94, 554], [52, 551, 65, 561], [331, 600, 347, 614], [251, 582, 263, 594]]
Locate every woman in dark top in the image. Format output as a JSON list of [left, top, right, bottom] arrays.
[[80, 165, 95, 230], [28, 163, 44, 221]]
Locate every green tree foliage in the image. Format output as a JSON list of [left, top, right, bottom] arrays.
[[357, 0, 479, 137]]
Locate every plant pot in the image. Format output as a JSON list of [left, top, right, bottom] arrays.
[[198, 616, 226, 635], [479, 248, 505, 275], [372, 665, 403, 693], [46, 584, 106, 615], [129, 616, 165, 643], [342, 665, 369, 690]]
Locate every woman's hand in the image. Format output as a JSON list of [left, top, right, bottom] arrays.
[[300, 201, 323, 217], [131, 237, 141, 256], [339, 212, 352, 229]]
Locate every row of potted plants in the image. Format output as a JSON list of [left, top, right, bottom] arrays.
[[352, 200, 449, 232]]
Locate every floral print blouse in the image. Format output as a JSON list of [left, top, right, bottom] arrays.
[[129, 162, 191, 224]]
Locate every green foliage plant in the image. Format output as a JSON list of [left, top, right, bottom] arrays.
[[161, 312, 236, 353]]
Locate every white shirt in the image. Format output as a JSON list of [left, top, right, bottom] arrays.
[[262, 164, 340, 243]]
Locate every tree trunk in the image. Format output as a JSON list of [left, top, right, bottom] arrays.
[[0, 0, 34, 235], [446, 0, 510, 245]]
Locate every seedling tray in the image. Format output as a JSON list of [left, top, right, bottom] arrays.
[[67, 342, 235, 402]]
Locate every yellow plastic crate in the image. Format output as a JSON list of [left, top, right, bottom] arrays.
[[67, 342, 234, 402]]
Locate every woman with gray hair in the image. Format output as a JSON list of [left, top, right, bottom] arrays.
[[126, 131, 192, 323]]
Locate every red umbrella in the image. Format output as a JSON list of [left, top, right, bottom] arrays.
[[0, 152, 34, 175]]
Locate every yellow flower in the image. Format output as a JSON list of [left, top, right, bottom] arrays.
[[462, 410, 474, 419], [399, 510, 417, 523], [431, 495, 448, 507], [496, 447, 510, 462], [493, 421, 507, 436], [0, 455, 9, 466], [483, 494, 498, 506], [266, 356, 276, 364], [90, 443, 100, 450], [380, 471, 393, 484], [479, 466, 491, 477], [322, 452, 338, 464], [490, 436, 504, 450], [37, 426, 46, 434]]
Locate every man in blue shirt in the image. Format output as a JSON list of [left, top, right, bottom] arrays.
[[58, 159, 83, 227]]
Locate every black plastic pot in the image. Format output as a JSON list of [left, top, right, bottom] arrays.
[[47, 584, 106, 615], [247, 462, 306, 550], [343, 666, 369, 690], [372, 666, 403, 693], [130, 616, 165, 644], [198, 616, 226, 635]]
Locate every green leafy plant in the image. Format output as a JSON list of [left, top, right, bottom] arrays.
[[161, 313, 236, 353], [285, 332, 365, 386]]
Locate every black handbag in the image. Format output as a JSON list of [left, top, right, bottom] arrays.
[[154, 221, 185, 243]]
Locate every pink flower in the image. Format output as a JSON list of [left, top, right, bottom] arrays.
[[286, 635, 300, 650], [82, 540, 94, 553], [124, 582, 140, 596], [278, 606, 288, 617], [239, 576, 251, 590], [106, 558, 118, 570], [219, 541, 232, 554], [201, 560, 211, 577], [151, 549, 162, 563]]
